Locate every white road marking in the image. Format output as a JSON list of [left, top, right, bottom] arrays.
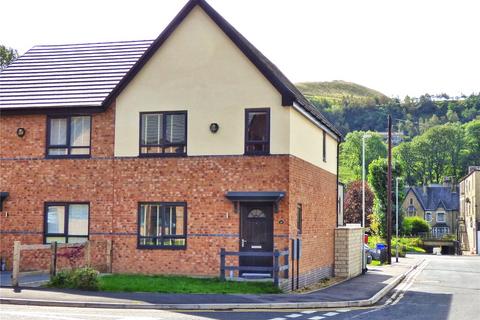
[[301, 310, 317, 314], [0, 310, 78, 320], [286, 314, 303, 318], [336, 309, 351, 312], [387, 260, 428, 306], [323, 312, 339, 316], [269, 318, 287, 320], [115, 318, 158, 320], [308, 316, 325, 320]]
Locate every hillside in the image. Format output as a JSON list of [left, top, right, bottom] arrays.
[[296, 80, 390, 106], [295, 81, 480, 137]]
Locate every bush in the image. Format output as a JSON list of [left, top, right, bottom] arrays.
[[403, 217, 430, 236], [49, 267, 99, 291]]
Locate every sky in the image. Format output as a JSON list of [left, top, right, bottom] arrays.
[[1, 0, 479, 98]]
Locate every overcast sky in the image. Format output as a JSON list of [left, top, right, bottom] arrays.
[[2, 0, 478, 98]]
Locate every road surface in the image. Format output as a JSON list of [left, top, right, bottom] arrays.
[[1, 254, 479, 320]]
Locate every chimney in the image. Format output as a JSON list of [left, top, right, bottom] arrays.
[[443, 176, 451, 188]]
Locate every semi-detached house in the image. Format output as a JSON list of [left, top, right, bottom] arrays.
[[0, 0, 342, 288]]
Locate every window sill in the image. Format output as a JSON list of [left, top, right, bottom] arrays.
[[244, 152, 270, 156], [139, 153, 187, 158], [45, 154, 91, 159], [137, 245, 187, 250]]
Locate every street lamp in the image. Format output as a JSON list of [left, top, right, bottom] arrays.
[[362, 133, 371, 273], [395, 177, 402, 263]]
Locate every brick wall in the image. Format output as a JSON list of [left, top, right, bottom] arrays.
[[334, 226, 363, 278], [288, 156, 337, 288], [1, 105, 338, 287]]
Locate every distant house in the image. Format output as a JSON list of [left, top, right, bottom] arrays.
[[459, 167, 480, 255], [402, 179, 459, 237], [377, 131, 404, 146]]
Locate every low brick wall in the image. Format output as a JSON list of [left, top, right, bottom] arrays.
[[334, 226, 363, 278]]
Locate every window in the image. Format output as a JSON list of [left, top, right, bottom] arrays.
[[409, 198, 413, 205], [47, 116, 91, 157], [432, 226, 449, 237], [425, 212, 432, 222], [437, 212, 445, 222], [138, 202, 187, 249], [322, 130, 326, 162], [245, 108, 270, 155], [140, 112, 187, 156], [44, 203, 89, 243], [407, 205, 416, 216], [297, 204, 303, 235], [248, 209, 266, 218]]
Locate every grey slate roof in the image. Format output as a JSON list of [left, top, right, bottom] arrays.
[[0, 0, 342, 139], [0, 40, 153, 109], [409, 185, 459, 211]]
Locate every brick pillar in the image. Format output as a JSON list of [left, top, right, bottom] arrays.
[[334, 226, 363, 278]]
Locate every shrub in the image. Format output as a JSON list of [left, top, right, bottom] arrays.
[[49, 270, 70, 288], [48, 267, 99, 291], [403, 217, 430, 236], [70, 267, 99, 290]]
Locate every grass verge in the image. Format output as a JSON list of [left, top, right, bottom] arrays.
[[98, 274, 282, 294]]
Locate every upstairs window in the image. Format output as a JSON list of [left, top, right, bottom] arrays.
[[437, 212, 446, 222], [140, 112, 187, 156], [245, 108, 270, 155], [47, 116, 91, 157], [425, 212, 432, 222], [322, 130, 327, 162]]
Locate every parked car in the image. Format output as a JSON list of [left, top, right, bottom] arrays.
[[364, 244, 374, 264]]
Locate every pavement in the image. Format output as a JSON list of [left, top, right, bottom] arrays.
[[0, 271, 49, 287], [0, 255, 422, 310]]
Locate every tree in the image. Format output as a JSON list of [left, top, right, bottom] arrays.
[[343, 181, 374, 227], [403, 217, 430, 236], [394, 122, 467, 184], [0, 45, 18, 70], [367, 158, 403, 237], [446, 109, 460, 122], [464, 120, 480, 166], [339, 131, 387, 184]]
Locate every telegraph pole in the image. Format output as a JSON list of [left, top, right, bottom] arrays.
[[386, 115, 393, 264]]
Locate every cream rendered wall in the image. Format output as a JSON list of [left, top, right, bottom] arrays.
[[115, 6, 290, 157], [289, 108, 337, 175], [462, 171, 480, 253]]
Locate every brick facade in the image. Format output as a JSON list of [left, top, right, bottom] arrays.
[[0, 103, 338, 289]]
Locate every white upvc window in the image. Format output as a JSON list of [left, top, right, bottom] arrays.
[[425, 212, 432, 222], [437, 212, 446, 222]]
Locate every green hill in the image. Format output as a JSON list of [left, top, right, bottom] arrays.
[[296, 80, 390, 106]]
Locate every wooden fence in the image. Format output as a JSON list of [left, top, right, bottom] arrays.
[[219, 248, 289, 287], [11, 240, 112, 287]]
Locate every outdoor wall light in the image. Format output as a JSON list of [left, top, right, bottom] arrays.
[[16, 128, 26, 137], [209, 123, 219, 133]]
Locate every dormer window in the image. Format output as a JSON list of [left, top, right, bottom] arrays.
[[437, 212, 446, 222], [47, 116, 91, 157]]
